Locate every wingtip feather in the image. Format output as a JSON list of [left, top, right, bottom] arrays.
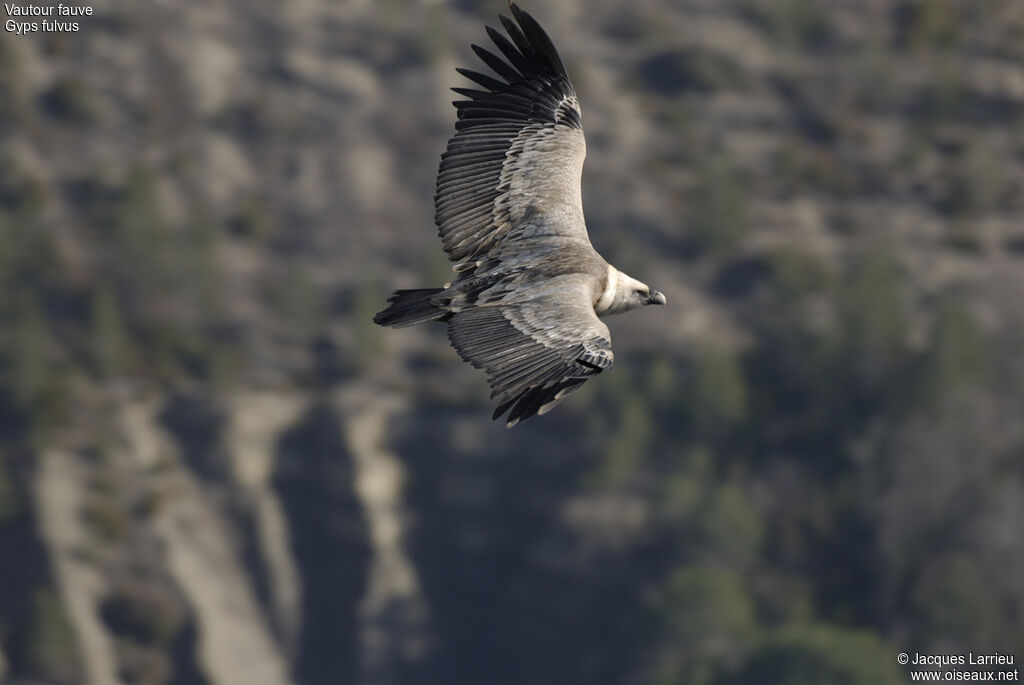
[[507, 3, 566, 77]]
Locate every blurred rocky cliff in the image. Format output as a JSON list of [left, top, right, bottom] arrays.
[[1, 0, 1023, 684]]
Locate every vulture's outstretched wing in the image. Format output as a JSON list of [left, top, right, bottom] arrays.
[[447, 276, 613, 427], [436, 3, 589, 270]]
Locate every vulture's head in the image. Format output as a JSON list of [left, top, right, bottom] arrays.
[[596, 266, 666, 316]]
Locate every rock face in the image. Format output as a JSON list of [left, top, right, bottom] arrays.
[[35, 449, 122, 685], [1, 1, 1024, 684]]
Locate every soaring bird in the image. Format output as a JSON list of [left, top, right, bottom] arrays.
[[375, 3, 665, 427]]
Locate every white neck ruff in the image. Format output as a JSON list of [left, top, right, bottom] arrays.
[[595, 264, 618, 313]]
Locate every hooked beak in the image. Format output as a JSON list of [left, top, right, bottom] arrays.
[[648, 290, 666, 306]]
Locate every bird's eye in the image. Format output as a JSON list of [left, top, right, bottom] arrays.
[[634, 289, 644, 297]]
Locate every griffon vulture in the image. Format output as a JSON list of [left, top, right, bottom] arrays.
[[375, 3, 665, 427]]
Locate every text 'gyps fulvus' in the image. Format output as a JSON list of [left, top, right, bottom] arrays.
[[375, 3, 666, 427]]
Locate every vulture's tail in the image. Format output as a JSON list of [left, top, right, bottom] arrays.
[[373, 288, 446, 327]]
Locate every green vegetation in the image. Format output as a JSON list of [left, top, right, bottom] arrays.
[[763, 0, 832, 51], [8, 291, 51, 413], [919, 299, 990, 404], [656, 566, 756, 685], [0, 449, 19, 523], [349, 282, 387, 370], [901, 0, 960, 50], [25, 588, 80, 684], [264, 263, 325, 340], [836, 247, 908, 389], [719, 624, 902, 685], [588, 367, 655, 487], [688, 156, 748, 254], [595, 399, 654, 487], [912, 553, 1000, 646], [690, 345, 749, 431], [89, 282, 131, 379]]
